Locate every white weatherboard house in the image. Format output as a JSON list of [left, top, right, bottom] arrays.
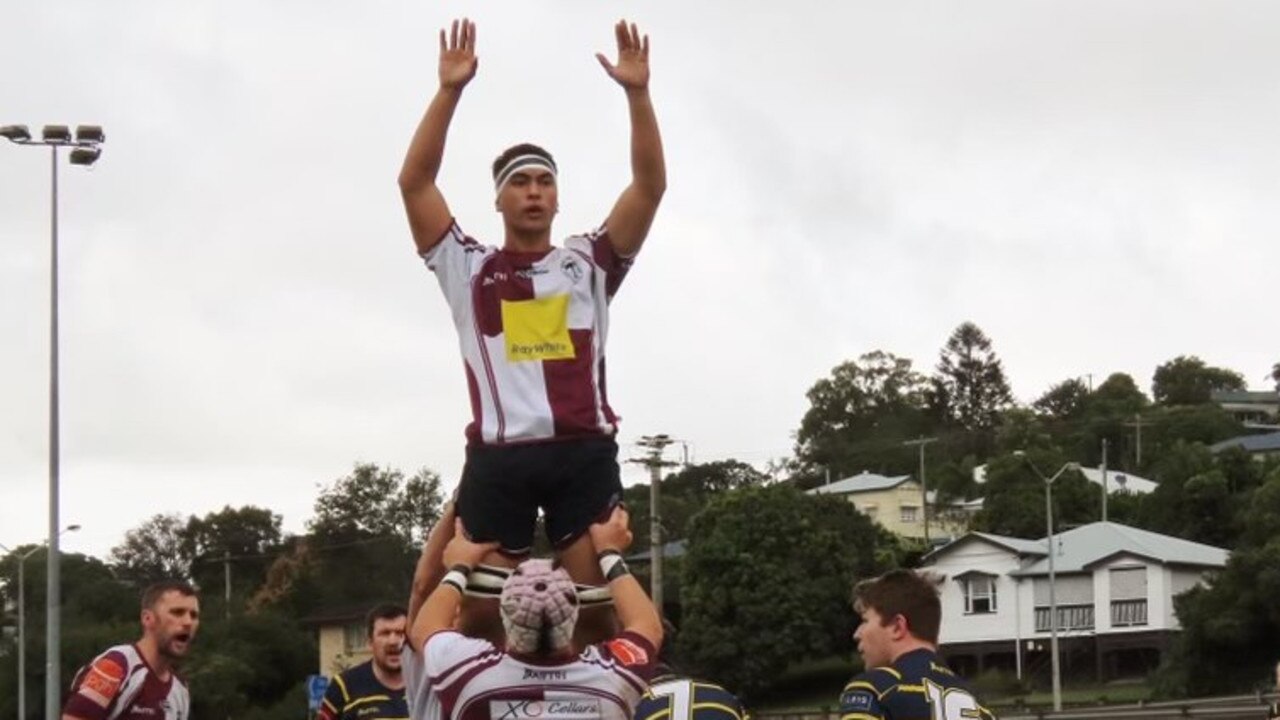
[[921, 522, 1227, 682]]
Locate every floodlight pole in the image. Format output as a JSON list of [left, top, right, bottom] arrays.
[[1, 124, 103, 720]]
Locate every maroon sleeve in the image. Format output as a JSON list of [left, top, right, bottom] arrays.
[[570, 227, 634, 299], [599, 631, 658, 682], [63, 651, 129, 720]]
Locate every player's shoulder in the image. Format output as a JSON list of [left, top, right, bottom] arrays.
[[337, 660, 379, 693], [843, 665, 905, 698], [563, 224, 606, 244], [88, 644, 145, 678], [638, 676, 745, 720]]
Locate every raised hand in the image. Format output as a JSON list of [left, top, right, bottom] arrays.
[[589, 505, 634, 554], [595, 20, 650, 91], [442, 518, 499, 570], [439, 18, 478, 90]]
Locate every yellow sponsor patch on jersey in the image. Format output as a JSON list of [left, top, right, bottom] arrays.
[[502, 295, 576, 362]]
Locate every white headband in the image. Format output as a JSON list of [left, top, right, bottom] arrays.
[[494, 154, 558, 195]]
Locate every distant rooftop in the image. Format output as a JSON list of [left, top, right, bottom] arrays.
[[1210, 431, 1280, 454], [808, 471, 912, 495], [1210, 389, 1280, 405], [973, 465, 1156, 494], [1012, 521, 1228, 576]]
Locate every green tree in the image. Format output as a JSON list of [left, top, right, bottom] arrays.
[[110, 513, 193, 586], [1152, 464, 1280, 697], [793, 351, 932, 482], [1070, 373, 1149, 472], [280, 464, 447, 616], [931, 323, 1013, 459], [309, 464, 444, 547], [625, 460, 768, 550], [1032, 378, 1090, 420], [679, 484, 884, 699], [185, 610, 317, 718], [1151, 355, 1246, 406], [1139, 405, 1242, 469], [184, 505, 283, 614], [0, 550, 136, 720], [971, 452, 1096, 538]]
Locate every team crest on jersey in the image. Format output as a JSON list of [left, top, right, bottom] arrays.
[[501, 295, 575, 362], [605, 637, 650, 666], [561, 257, 584, 283]]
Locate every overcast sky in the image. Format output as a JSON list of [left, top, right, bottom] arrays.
[[3, 1, 1277, 559]]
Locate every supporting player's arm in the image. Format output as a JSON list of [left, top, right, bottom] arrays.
[[589, 506, 663, 649], [408, 520, 498, 651], [597, 20, 666, 258], [408, 499, 457, 623], [399, 18, 477, 255]]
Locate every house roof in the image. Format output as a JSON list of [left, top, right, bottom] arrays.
[[807, 471, 913, 495], [1076, 467, 1158, 494], [1210, 390, 1280, 405], [1210, 431, 1280, 454], [1011, 522, 1228, 576], [973, 465, 1156, 494], [922, 531, 1047, 563]]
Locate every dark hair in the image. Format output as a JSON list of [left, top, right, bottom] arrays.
[[852, 569, 942, 644], [492, 143, 557, 180], [366, 603, 407, 637], [140, 580, 198, 611]]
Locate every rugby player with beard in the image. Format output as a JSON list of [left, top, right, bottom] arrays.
[[318, 604, 410, 720], [63, 581, 199, 720]]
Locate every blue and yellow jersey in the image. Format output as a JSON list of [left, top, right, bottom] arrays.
[[318, 660, 407, 720], [636, 676, 746, 720], [839, 649, 996, 720]]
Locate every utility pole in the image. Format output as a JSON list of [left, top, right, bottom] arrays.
[[1124, 414, 1145, 468], [1100, 439, 1109, 522], [628, 434, 678, 617], [903, 437, 938, 545], [223, 554, 232, 620]]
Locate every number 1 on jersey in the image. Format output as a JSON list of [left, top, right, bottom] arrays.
[[923, 678, 980, 720]]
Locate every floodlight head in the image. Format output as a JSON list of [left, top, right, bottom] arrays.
[[1, 124, 32, 142], [42, 125, 72, 143], [75, 125, 105, 144], [66, 524, 82, 532], [69, 146, 102, 166]]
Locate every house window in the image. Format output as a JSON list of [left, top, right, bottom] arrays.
[[900, 505, 919, 523], [342, 623, 365, 653], [963, 576, 997, 614], [861, 503, 878, 520]]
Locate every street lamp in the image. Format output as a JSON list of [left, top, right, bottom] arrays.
[[1016, 453, 1079, 712], [2, 122, 104, 720], [1, 524, 80, 720]]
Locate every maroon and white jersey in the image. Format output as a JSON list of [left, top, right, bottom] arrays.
[[403, 630, 655, 720], [422, 221, 634, 445], [64, 644, 190, 720]]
